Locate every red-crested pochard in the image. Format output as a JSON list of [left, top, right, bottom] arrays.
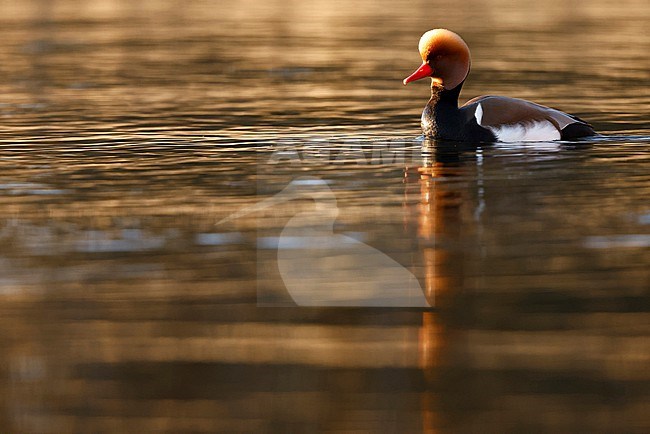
[[403, 29, 596, 142]]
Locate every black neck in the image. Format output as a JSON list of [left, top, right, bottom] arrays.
[[422, 81, 465, 139], [430, 81, 463, 109]]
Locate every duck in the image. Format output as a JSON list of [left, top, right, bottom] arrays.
[[403, 29, 596, 142]]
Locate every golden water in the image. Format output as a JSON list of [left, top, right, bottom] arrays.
[[0, 0, 649, 432]]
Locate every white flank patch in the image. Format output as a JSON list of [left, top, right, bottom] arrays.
[[489, 121, 561, 143], [475, 103, 484, 125], [474, 103, 561, 142]]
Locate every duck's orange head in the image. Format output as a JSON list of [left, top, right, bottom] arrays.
[[403, 29, 471, 90]]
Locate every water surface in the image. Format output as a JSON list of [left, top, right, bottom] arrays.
[[0, 0, 649, 433]]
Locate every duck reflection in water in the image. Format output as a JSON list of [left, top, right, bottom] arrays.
[[405, 139, 479, 433]]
